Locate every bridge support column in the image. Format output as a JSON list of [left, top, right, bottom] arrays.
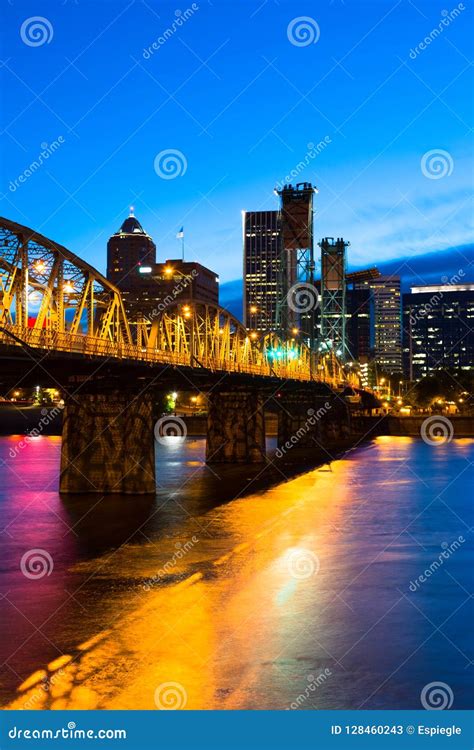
[[206, 389, 265, 463], [276, 391, 353, 458], [60, 391, 155, 494], [277, 394, 328, 454]]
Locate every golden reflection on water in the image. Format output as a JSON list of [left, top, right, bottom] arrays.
[[10, 456, 360, 710], [7, 437, 472, 710]]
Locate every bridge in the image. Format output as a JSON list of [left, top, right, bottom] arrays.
[[0, 217, 360, 494]]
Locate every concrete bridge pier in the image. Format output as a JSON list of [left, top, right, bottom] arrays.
[[277, 394, 327, 453], [206, 388, 266, 463], [60, 391, 155, 494], [319, 396, 352, 445], [276, 392, 352, 455]]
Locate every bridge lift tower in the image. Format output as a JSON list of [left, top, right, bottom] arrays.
[[274, 183, 317, 351], [319, 237, 351, 362]]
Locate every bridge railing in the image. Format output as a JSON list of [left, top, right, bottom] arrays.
[[0, 324, 319, 382]]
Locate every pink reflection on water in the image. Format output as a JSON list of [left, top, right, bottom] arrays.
[[0, 436, 80, 686]]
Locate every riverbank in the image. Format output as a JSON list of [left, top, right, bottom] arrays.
[[1, 405, 473, 439], [352, 414, 474, 438]]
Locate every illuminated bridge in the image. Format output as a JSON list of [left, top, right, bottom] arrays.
[[0, 217, 359, 494]]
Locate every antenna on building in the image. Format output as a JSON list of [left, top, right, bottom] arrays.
[[129, 206, 135, 217]]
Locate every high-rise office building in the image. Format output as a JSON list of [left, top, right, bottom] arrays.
[[107, 212, 218, 324], [355, 275, 402, 374], [107, 210, 156, 289], [243, 184, 316, 342], [346, 287, 371, 361], [402, 284, 474, 380], [243, 210, 283, 331]]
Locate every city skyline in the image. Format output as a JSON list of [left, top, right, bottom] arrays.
[[1, 0, 472, 284]]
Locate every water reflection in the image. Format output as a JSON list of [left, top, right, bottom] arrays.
[[0, 436, 472, 709]]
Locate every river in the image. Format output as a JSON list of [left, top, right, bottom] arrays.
[[0, 435, 472, 710]]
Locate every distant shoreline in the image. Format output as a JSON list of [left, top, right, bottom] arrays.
[[1, 405, 473, 439]]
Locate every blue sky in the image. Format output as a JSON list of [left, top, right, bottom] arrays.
[[1, 0, 472, 283]]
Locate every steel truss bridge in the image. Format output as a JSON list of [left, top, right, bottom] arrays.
[[0, 217, 355, 388]]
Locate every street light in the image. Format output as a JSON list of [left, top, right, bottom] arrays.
[[33, 260, 46, 274]]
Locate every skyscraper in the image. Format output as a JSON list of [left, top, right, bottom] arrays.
[[346, 286, 371, 361], [243, 210, 283, 331], [243, 184, 316, 342], [107, 211, 218, 324], [106, 210, 156, 289], [355, 275, 402, 374], [402, 284, 474, 379]]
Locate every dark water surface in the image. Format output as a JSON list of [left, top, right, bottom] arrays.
[[0, 435, 472, 709]]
